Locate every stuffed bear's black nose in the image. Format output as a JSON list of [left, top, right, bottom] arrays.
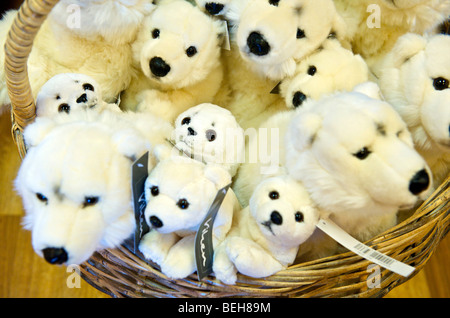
[[247, 32, 271, 56], [205, 2, 224, 15], [409, 169, 430, 195], [76, 93, 88, 104], [270, 211, 283, 225], [150, 57, 171, 77], [149, 216, 163, 228], [187, 127, 197, 136], [292, 91, 307, 108], [42, 247, 68, 265]]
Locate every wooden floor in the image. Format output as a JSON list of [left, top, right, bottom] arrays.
[[0, 109, 449, 298]]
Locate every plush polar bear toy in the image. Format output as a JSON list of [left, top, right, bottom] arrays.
[[35, 73, 122, 118], [213, 175, 319, 285], [172, 103, 244, 177], [138, 156, 241, 279], [333, 0, 450, 76], [222, 0, 348, 129], [121, 0, 227, 123], [279, 39, 369, 109], [234, 83, 433, 258], [0, 0, 155, 110], [378, 33, 450, 190], [14, 109, 163, 265]]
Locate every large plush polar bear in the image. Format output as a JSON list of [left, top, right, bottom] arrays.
[[0, 0, 155, 110], [378, 33, 450, 190], [14, 108, 169, 265], [120, 0, 227, 123], [233, 83, 432, 259], [333, 0, 450, 76]]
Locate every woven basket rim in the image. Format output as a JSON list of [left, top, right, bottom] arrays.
[[4, 0, 450, 298]]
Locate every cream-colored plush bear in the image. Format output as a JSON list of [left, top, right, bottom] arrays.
[[35, 73, 122, 118], [121, 0, 227, 123], [138, 156, 241, 279], [223, 0, 348, 129], [279, 39, 369, 109], [14, 109, 160, 265], [333, 0, 450, 76], [172, 103, 244, 177], [0, 0, 155, 110], [213, 175, 319, 285], [378, 33, 450, 190]]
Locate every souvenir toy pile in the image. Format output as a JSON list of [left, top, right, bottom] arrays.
[[2, 0, 450, 286]]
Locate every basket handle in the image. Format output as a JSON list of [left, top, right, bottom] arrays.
[[4, 0, 60, 158]]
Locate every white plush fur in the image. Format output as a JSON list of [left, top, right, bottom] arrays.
[[378, 33, 450, 189], [173, 103, 244, 177], [280, 39, 369, 109], [138, 156, 240, 279], [222, 0, 348, 129], [333, 0, 450, 75], [213, 175, 318, 285], [0, 1, 154, 110], [35, 73, 121, 118], [284, 83, 433, 248], [14, 109, 160, 265], [120, 0, 226, 123]]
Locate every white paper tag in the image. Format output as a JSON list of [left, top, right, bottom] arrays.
[[220, 20, 231, 51], [316, 218, 415, 277]]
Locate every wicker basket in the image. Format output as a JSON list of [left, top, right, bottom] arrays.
[[5, 0, 450, 298]]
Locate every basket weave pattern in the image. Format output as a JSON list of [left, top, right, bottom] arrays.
[[5, 0, 450, 298]]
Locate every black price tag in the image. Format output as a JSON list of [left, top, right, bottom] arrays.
[[132, 152, 150, 253], [194, 184, 231, 281]]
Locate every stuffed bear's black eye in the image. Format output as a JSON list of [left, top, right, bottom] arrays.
[[83, 196, 99, 208], [150, 186, 159, 196], [186, 46, 197, 57], [177, 199, 189, 209], [83, 83, 94, 91], [206, 129, 217, 142], [269, 0, 280, 6], [58, 103, 70, 114], [295, 211, 304, 223], [181, 117, 191, 125], [152, 28, 160, 39], [36, 193, 48, 203], [269, 191, 279, 200], [296, 28, 305, 39], [433, 77, 449, 91], [353, 147, 371, 160], [307, 65, 317, 76]]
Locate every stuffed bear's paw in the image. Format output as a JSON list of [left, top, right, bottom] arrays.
[[212, 244, 238, 285], [160, 236, 196, 279], [138, 231, 178, 265]]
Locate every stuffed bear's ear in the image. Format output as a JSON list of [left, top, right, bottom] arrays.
[[287, 111, 322, 152], [204, 164, 232, 189], [353, 81, 383, 100], [388, 33, 427, 68], [23, 117, 57, 149], [111, 128, 152, 162], [225, 0, 250, 25]]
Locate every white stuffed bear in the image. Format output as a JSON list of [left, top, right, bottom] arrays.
[[213, 175, 319, 285], [14, 109, 159, 265], [35, 73, 121, 118], [195, 0, 232, 16], [333, 0, 450, 76], [172, 103, 244, 177], [138, 156, 241, 279], [234, 83, 433, 259], [120, 0, 227, 123], [284, 83, 433, 252], [0, 1, 155, 110], [222, 0, 348, 129], [279, 39, 369, 109], [378, 33, 450, 189]]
